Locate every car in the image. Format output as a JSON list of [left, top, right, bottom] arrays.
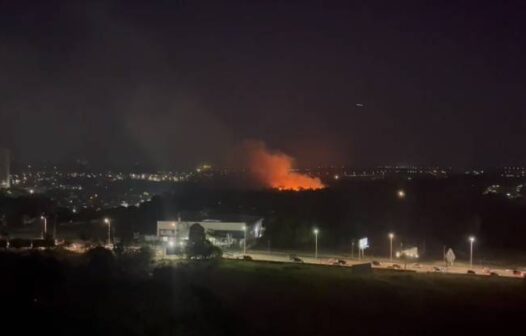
[[332, 259, 346, 266], [242, 255, 253, 261], [467, 270, 476, 274], [433, 266, 443, 272], [292, 256, 304, 263], [371, 260, 381, 266], [391, 264, 401, 269], [512, 269, 523, 276], [489, 271, 499, 276]]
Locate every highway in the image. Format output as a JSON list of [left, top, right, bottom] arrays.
[[225, 249, 526, 279]]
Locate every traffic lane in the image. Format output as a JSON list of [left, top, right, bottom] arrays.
[[237, 252, 525, 278]]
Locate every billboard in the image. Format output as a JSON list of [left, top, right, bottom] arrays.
[[358, 237, 369, 250]]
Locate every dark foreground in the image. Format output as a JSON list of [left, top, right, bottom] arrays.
[[1, 250, 525, 336]]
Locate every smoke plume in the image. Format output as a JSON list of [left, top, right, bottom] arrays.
[[243, 141, 324, 191]]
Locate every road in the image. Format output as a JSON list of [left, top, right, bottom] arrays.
[[225, 249, 526, 279]]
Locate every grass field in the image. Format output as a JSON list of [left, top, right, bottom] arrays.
[[177, 259, 526, 335], [2, 250, 525, 335]]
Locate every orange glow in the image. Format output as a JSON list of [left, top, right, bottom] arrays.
[[244, 141, 325, 191]]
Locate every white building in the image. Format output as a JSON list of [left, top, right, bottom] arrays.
[[157, 218, 263, 248]]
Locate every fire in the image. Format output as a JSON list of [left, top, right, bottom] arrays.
[[244, 141, 324, 191]]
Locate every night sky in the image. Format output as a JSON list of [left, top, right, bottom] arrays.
[[1, 0, 525, 169]]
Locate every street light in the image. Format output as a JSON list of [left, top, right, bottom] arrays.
[[40, 215, 47, 239], [388, 232, 394, 261], [242, 225, 247, 255], [313, 228, 319, 259], [104, 218, 111, 246], [469, 236, 475, 268], [397, 190, 406, 198]]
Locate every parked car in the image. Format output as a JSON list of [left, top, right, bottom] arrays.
[[242, 255, 253, 261], [467, 270, 476, 274], [371, 260, 381, 266]]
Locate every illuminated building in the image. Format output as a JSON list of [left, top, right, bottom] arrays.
[[157, 217, 264, 249]]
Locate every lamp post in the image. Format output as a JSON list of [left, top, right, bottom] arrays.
[[469, 236, 475, 268], [313, 228, 319, 259], [397, 190, 406, 199], [388, 232, 394, 261], [104, 218, 111, 246], [40, 215, 47, 239], [243, 225, 247, 255]]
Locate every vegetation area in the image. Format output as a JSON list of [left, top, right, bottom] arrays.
[[4, 176, 526, 258], [1, 250, 524, 335]]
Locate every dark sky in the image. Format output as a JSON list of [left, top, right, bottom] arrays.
[[1, 0, 525, 169]]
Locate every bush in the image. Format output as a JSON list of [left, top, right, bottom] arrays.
[[186, 223, 223, 259], [210, 245, 223, 259], [85, 246, 115, 277], [187, 240, 223, 260]]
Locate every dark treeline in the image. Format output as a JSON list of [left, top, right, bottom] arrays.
[[163, 178, 525, 255], [3, 176, 526, 257], [109, 176, 526, 257]]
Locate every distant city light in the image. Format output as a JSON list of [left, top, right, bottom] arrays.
[[397, 190, 406, 198]]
